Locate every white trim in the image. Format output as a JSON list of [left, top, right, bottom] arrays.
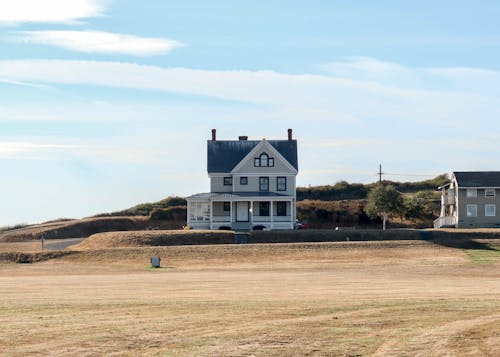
[[230, 139, 298, 174]]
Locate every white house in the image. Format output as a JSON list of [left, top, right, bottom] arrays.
[[186, 129, 298, 230]]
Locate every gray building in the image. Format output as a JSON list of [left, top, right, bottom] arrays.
[[186, 129, 298, 230], [434, 171, 500, 228]]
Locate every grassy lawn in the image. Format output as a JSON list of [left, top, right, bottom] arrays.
[[466, 248, 500, 265], [0, 242, 499, 356]]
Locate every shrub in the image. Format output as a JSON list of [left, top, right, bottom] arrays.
[[149, 206, 187, 221]]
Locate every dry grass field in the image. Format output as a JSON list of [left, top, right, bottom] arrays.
[[1, 240, 499, 356]]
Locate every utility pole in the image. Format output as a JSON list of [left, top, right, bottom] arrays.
[[378, 164, 383, 184]]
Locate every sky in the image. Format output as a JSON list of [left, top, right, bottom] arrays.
[[1, 0, 500, 225]]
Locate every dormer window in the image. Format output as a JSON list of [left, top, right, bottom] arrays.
[[254, 153, 274, 167]]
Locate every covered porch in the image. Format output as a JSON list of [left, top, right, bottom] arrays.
[[187, 192, 295, 230]]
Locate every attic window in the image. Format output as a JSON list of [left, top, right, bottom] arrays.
[[254, 153, 274, 167]]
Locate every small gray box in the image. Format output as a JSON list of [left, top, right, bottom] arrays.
[[150, 256, 161, 268]]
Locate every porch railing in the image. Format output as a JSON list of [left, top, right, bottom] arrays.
[[433, 216, 457, 228]]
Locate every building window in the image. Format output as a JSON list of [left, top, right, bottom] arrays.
[[254, 153, 274, 167], [485, 188, 495, 197], [467, 204, 477, 217], [485, 204, 496, 217], [223, 177, 232, 186], [259, 177, 269, 191], [277, 202, 287, 216], [223, 202, 230, 212], [277, 177, 287, 191], [240, 177, 248, 185], [259, 202, 270, 216], [466, 189, 477, 198], [189, 202, 210, 221]]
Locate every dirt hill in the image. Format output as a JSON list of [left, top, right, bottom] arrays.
[[0, 216, 184, 243]]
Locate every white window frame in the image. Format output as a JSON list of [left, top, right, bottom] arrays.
[[466, 204, 477, 217], [466, 188, 477, 198], [485, 188, 495, 197], [485, 204, 496, 217]]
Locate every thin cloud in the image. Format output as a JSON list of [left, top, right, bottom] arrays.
[[0, 0, 106, 25], [0, 78, 52, 89], [15, 30, 184, 56], [0, 142, 79, 158]]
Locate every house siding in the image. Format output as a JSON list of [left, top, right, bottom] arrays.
[[457, 188, 500, 228], [210, 176, 232, 192]]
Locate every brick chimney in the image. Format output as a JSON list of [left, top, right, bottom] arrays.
[[288, 128, 293, 141], [238, 136, 248, 140], [211, 129, 216, 141]]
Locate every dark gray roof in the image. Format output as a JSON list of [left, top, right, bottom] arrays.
[[207, 140, 298, 173], [453, 171, 500, 187]]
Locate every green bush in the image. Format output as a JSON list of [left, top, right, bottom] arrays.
[[149, 206, 187, 221]]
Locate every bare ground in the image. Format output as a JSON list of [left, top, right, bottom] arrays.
[[0, 241, 499, 356]]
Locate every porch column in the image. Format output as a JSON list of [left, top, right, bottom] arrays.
[[209, 200, 213, 230], [270, 201, 274, 230], [250, 201, 254, 229], [290, 199, 294, 229], [229, 201, 233, 228]]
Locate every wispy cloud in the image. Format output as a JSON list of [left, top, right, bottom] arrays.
[[0, 141, 79, 158], [0, 0, 106, 25], [0, 78, 52, 89], [0, 58, 498, 130], [14, 31, 184, 56], [323, 56, 423, 88]]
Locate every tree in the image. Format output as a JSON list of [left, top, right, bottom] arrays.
[[365, 185, 403, 230], [403, 191, 438, 222]]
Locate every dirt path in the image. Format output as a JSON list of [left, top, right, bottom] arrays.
[[44, 238, 85, 251]]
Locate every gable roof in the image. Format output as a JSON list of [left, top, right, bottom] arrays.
[[207, 139, 298, 173], [453, 171, 500, 187]]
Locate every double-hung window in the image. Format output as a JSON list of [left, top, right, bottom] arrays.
[[277, 177, 287, 191], [485, 188, 495, 197], [467, 204, 477, 217], [259, 177, 269, 192], [466, 189, 477, 198], [485, 204, 496, 217]]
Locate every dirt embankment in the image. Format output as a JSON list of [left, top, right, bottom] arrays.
[[71, 228, 500, 250], [73, 230, 235, 250], [0, 217, 155, 242]]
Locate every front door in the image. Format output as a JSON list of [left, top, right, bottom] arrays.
[[236, 201, 249, 222]]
